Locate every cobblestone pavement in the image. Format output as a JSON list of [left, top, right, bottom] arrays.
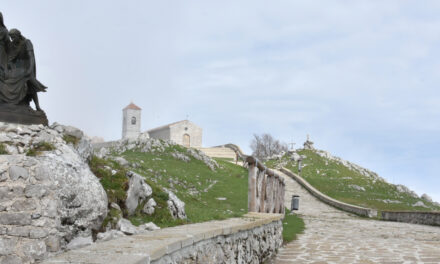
[[269, 170, 440, 264]]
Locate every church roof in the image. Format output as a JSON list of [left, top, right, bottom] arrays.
[[147, 120, 192, 133], [123, 102, 141, 110]]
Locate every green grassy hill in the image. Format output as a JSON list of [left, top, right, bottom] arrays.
[[90, 140, 248, 229], [266, 149, 440, 213]]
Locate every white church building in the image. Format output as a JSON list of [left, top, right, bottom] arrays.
[[121, 102, 202, 148]]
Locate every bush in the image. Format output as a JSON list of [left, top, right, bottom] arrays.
[[0, 143, 8, 155], [26, 142, 55, 156]]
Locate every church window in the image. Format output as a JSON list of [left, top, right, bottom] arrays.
[[131, 116, 136, 125]]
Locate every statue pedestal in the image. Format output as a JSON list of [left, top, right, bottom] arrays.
[[0, 103, 48, 126]]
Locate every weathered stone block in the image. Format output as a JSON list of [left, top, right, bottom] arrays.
[[0, 255, 22, 264], [24, 185, 48, 198], [30, 228, 48, 239], [21, 240, 46, 260], [9, 166, 29, 181], [44, 236, 60, 252], [7, 226, 30, 237], [34, 166, 49, 181], [0, 213, 31, 225], [0, 237, 18, 255], [11, 199, 37, 211]]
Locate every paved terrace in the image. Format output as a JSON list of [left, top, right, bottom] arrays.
[[270, 170, 440, 264]]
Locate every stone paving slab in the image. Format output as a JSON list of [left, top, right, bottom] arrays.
[[41, 212, 283, 264], [270, 170, 440, 264]]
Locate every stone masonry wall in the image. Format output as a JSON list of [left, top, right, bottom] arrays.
[[0, 123, 108, 264], [42, 213, 283, 264], [153, 221, 282, 264], [381, 211, 440, 226]]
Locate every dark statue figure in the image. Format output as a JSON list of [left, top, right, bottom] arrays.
[[0, 12, 48, 125]]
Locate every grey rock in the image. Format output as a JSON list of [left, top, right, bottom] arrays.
[[125, 171, 152, 216], [421, 193, 433, 203], [96, 230, 125, 242], [0, 213, 31, 225], [0, 171, 7, 182], [21, 240, 46, 260], [24, 185, 48, 198], [31, 213, 42, 219], [0, 226, 6, 235], [166, 190, 187, 219], [34, 166, 49, 181], [110, 202, 121, 211], [30, 228, 48, 239], [9, 166, 29, 181], [413, 201, 428, 208], [117, 218, 138, 235], [0, 205, 6, 211], [0, 255, 22, 264], [11, 199, 37, 211], [44, 236, 61, 252], [7, 227, 30, 237], [114, 156, 129, 167], [63, 126, 84, 139], [0, 237, 18, 255], [0, 186, 8, 202], [139, 222, 160, 231], [142, 198, 157, 215], [66, 236, 93, 250]]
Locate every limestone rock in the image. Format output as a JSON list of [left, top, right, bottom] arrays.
[[166, 189, 187, 219], [97, 230, 126, 242], [117, 218, 138, 235], [142, 198, 157, 215], [0, 123, 108, 263], [186, 148, 219, 171], [66, 236, 93, 250], [413, 201, 428, 208], [0, 255, 22, 264], [114, 156, 129, 167], [126, 171, 152, 216], [139, 222, 160, 231], [421, 193, 433, 203]]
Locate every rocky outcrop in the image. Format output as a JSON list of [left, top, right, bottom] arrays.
[[0, 122, 108, 263], [125, 171, 152, 216], [165, 189, 187, 220]]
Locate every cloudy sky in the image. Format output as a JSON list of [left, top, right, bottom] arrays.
[[3, 1, 439, 202]]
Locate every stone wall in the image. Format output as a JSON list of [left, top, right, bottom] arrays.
[[280, 168, 377, 218], [381, 211, 440, 226], [0, 123, 108, 264], [42, 213, 283, 264]]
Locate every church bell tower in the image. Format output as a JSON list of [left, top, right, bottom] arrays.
[[122, 102, 141, 139]]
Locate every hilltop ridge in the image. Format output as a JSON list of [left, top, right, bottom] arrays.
[[266, 148, 440, 212]]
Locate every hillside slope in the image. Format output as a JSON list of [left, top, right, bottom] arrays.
[[266, 149, 440, 212], [91, 138, 248, 229]]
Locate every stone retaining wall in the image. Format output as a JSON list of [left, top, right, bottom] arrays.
[[280, 168, 377, 218], [381, 211, 440, 226], [42, 212, 283, 264]]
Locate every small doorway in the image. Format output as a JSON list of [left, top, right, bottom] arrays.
[[183, 134, 190, 148]]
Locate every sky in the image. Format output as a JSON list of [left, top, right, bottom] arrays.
[[2, 1, 439, 202]]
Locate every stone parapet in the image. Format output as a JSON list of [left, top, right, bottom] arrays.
[[41, 212, 283, 264], [280, 168, 377, 218], [381, 211, 440, 226]]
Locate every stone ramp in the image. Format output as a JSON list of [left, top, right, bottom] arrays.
[[270, 170, 440, 263]]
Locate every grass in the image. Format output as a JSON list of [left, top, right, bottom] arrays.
[[90, 143, 248, 229], [282, 209, 305, 243], [267, 149, 440, 213], [0, 143, 7, 155], [26, 142, 55, 156], [63, 135, 80, 146]]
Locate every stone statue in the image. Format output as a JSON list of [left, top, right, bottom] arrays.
[[0, 12, 48, 125]]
